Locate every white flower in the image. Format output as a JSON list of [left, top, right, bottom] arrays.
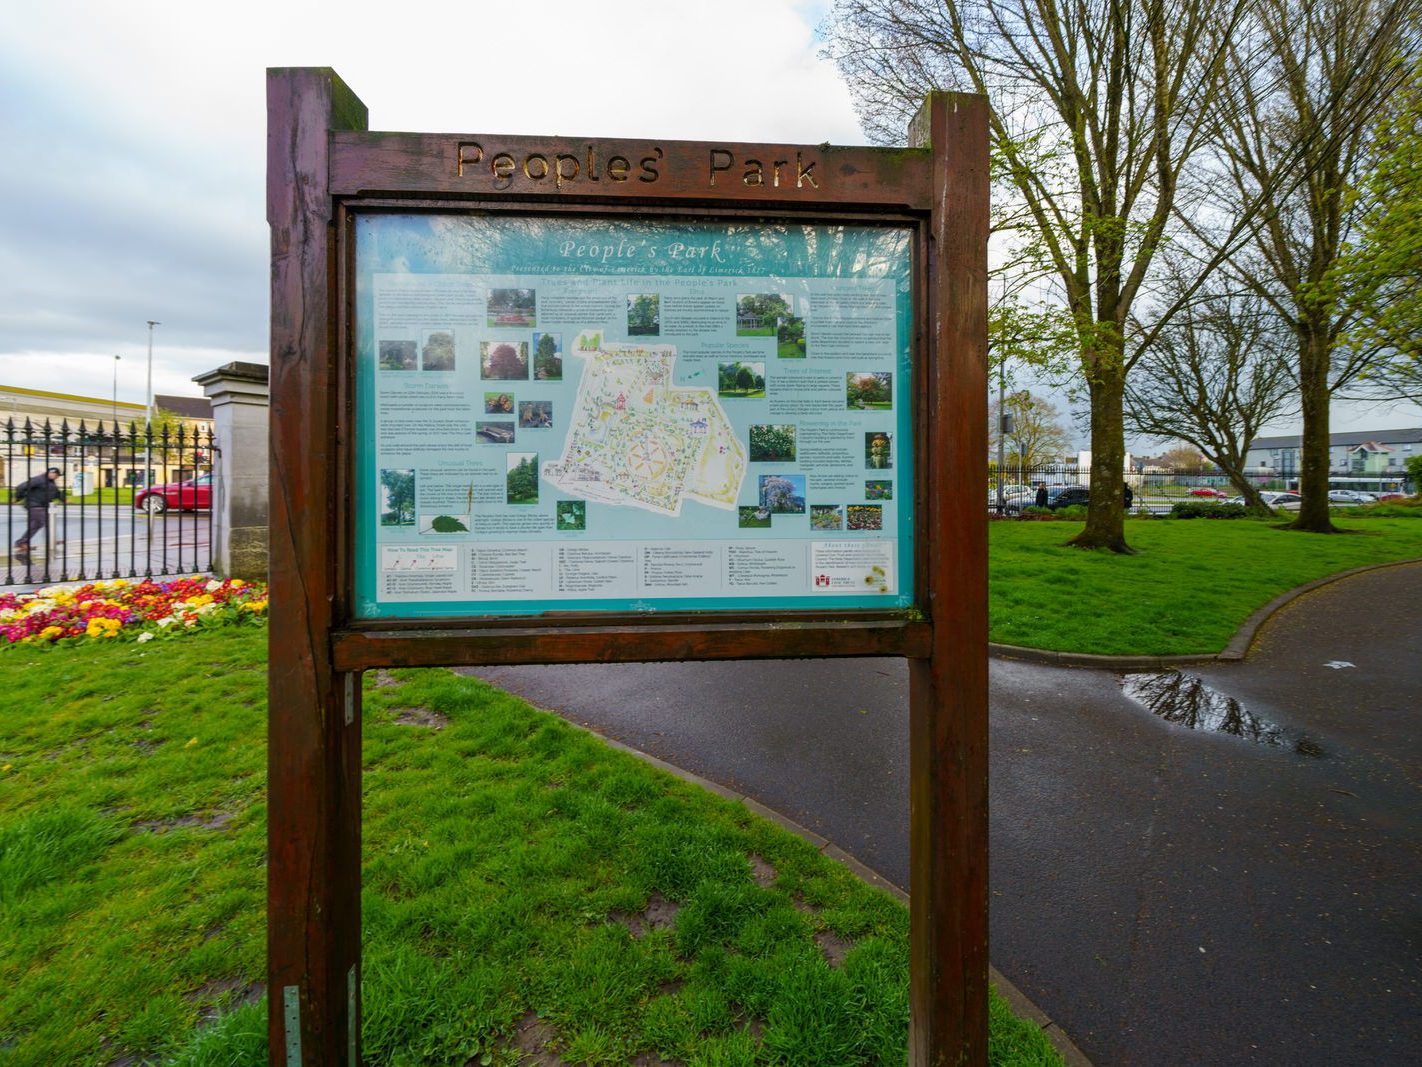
[[205, 580, 223, 592], [136, 632, 154, 643], [157, 617, 176, 629]]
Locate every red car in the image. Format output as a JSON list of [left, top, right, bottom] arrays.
[[1189, 487, 1227, 498], [134, 474, 212, 514]]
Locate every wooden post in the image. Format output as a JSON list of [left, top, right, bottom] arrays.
[[266, 66, 987, 1063], [908, 92, 990, 1065], [267, 67, 368, 1064]]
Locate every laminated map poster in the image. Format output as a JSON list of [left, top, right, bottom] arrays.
[[354, 214, 914, 618]]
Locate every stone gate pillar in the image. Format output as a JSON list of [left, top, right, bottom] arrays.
[[194, 361, 269, 580]]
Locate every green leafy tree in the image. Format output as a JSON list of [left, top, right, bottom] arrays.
[[749, 425, 797, 461], [739, 293, 790, 325], [506, 457, 539, 504], [535, 333, 562, 379], [736, 366, 756, 393], [379, 469, 415, 525], [1332, 46, 1422, 403], [628, 294, 660, 335]]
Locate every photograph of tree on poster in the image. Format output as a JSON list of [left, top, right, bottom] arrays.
[[379, 340, 416, 371], [847, 371, 892, 410], [718, 361, 766, 398], [378, 469, 415, 526], [506, 453, 539, 505], [736, 293, 805, 356], [749, 424, 797, 462], [533, 332, 563, 380], [487, 287, 536, 327], [481, 341, 529, 380], [421, 330, 456, 371], [627, 294, 660, 336]]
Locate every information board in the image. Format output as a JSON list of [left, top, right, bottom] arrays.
[[354, 214, 915, 618]]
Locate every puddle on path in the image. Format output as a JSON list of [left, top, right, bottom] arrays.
[[1121, 671, 1323, 756]]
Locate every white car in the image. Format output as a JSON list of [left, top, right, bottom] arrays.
[[1328, 489, 1377, 505], [1226, 491, 1301, 510]]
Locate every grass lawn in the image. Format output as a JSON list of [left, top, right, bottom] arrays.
[[990, 516, 1422, 655], [0, 626, 1059, 1065]]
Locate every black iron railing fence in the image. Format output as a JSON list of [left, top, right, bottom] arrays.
[[3, 418, 216, 587], [988, 463, 1412, 513]]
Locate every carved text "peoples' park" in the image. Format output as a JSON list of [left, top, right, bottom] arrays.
[[453, 142, 821, 192]]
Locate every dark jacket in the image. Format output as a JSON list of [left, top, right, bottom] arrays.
[[14, 473, 64, 507]]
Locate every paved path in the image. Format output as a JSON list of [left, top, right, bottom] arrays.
[[465, 561, 1422, 1065]]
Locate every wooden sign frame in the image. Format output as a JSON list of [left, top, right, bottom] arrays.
[[267, 67, 987, 1064]]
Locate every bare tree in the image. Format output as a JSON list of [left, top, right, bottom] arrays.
[[1126, 282, 1296, 512], [1202, 0, 1417, 531], [990, 391, 1071, 467], [824, 0, 1247, 552]]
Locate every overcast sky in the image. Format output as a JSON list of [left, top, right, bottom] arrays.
[[2, 0, 1416, 443]]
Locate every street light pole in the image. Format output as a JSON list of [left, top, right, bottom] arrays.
[[145, 321, 160, 488], [112, 355, 121, 426]]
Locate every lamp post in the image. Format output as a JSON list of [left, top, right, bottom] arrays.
[[145, 321, 160, 488], [112, 355, 121, 427]]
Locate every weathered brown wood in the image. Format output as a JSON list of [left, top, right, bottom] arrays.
[[269, 65, 986, 1066], [331, 618, 932, 671], [267, 67, 367, 1065], [329, 131, 932, 209], [907, 93, 990, 1065]]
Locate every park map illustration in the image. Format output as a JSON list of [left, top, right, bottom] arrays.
[[542, 332, 746, 517]]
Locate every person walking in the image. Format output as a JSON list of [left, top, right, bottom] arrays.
[[1034, 482, 1049, 509], [1124, 481, 1134, 511], [12, 467, 64, 562]]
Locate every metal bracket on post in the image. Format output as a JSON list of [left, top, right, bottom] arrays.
[[283, 986, 302, 1063]]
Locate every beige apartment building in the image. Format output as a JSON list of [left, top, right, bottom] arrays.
[[2, 384, 214, 493]]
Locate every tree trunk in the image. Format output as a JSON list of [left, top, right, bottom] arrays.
[[1222, 468, 1272, 516], [1291, 330, 1339, 533], [1067, 349, 1133, 552]]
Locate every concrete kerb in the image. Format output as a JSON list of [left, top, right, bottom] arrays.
[[990, 556, 1422, 671], [583, 726, 1094, 1066]]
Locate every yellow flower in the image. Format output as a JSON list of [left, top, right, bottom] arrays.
[[230, 579, 245, 588], [1, 764, 11, 773], [184, 737, 199, 748], [40, 625, 63, 640]]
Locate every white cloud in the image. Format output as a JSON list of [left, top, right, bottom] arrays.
[[1, 0, 865, 399]]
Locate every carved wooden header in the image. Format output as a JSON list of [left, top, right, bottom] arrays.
[[329, 131, 933, 208]]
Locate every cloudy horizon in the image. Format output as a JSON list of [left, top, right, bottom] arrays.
[[3, 0, 1417, 444]]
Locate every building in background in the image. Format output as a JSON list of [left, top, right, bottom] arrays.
[[2, 384, 213, 493], [1244, 428, 1420, 481]]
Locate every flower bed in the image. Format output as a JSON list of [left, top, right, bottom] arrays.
[[0, 577, 266, 646]]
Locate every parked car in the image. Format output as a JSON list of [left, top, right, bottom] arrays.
[[1006, 485, 1088, 514], [1376, 491, 1409, 502], [134, 474, 212, 514], [989, 484, 1036, 510], [1328, 489, 1377, 505], [1189, 487, 1228, 498], [1224, 491, 1301, 510]]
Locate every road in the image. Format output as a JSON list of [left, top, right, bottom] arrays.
[[463, 561, 1422, 1065], [2, 507, 211, 584]]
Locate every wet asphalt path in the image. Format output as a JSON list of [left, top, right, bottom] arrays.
[[464, 561, 1422, 1065]]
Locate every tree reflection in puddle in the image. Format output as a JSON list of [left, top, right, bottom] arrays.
[[1120, 671, 1285, 745]]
